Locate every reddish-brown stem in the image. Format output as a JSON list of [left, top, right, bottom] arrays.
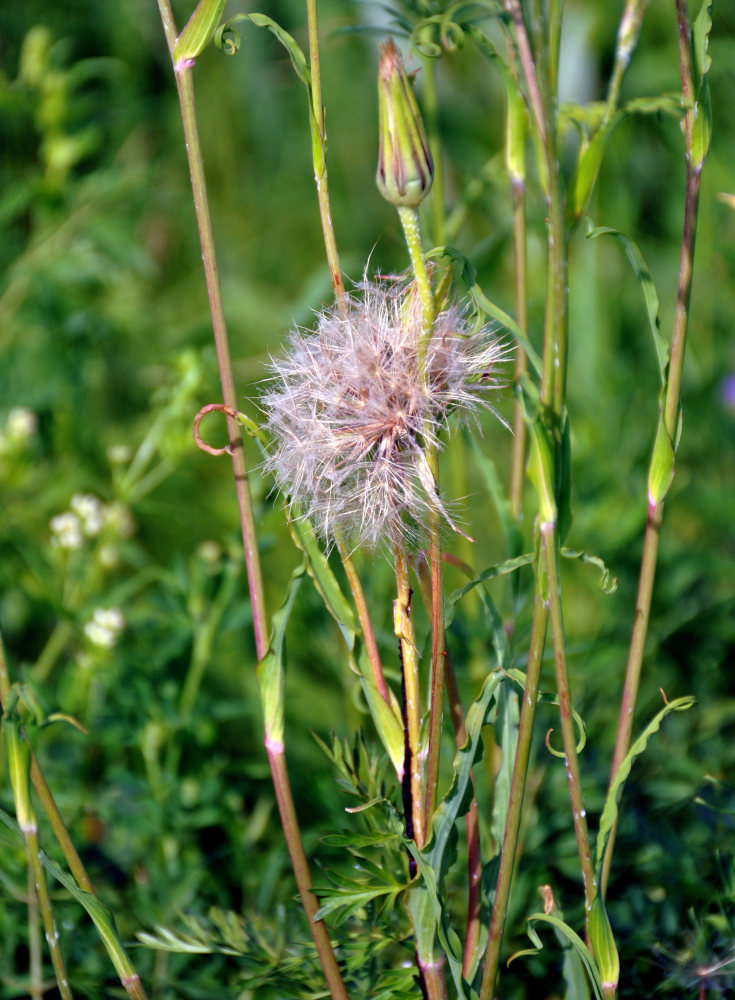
[[542, 524, 595, 912], [267, 746, 349, 1000], [337, 539, 391, 705]]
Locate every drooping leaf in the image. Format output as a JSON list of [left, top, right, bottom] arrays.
[[595, 694, 696, 874], [585, 224, 669, 381], [561, 547, 618, 594], [512, 912, 604, 1000]]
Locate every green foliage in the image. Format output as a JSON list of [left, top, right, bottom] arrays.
[[0, 1, 733, 998]]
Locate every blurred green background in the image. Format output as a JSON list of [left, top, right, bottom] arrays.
[[1, 1, 734, 997]]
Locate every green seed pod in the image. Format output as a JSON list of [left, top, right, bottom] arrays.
[[376, 40, 434, 208], [588, 894, 620, 992]]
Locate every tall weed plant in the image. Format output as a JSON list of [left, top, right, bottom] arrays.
[[1, 1, 733, 998]]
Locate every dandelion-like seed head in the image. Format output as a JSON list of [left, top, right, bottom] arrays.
[[262, 278, 506, 550]]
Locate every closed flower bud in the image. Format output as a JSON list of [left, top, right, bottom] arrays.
[[376, 40, 434, 208]]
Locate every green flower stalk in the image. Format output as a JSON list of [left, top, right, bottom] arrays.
[[376, 39, 434, 209]]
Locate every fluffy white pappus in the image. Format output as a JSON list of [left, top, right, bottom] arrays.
[[261, 279, 507, 550]]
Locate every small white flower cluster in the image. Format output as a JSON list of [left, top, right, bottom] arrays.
[[0, 406, 37, 456], [83, 607, 125, 649], [50, 494, 134, 551], [262, 279, 506, 549]]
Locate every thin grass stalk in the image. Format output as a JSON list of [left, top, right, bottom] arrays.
[[305, 0, 345, 301], [480, 596, 548, 1000], [24, 827, 73, 1000], [336, 537, 391, 705], [394, 540, 425, 848], [541, 523, 595, 910], [601, 0, 703, 898], [28, 867, 43, 1000], [155, 7, 349, 995]]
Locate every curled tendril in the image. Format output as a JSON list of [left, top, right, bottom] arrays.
[[214, 23, 240, 56], [545, 713, 587, 759], [193, 404, 239, 456], [410, 1, 506, 59]]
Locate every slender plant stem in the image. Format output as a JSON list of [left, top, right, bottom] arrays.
[[421, 958, 449, 1000], [423, 502, 446, 828], [509, 174, 528, 520], [480, 594, 548, 1000], [547, 0, 564, 99], [155, 8, 349, 996], [605, 0, 647, 121], [267, 746, 350, 1000], [601, 0, 703, 898], [25, 826, 73, 1000], [398, 206, 435, 355], [1, 633, 95, 896], [305, 0, 345, 301], [336, 538, 391, 705], [445, 650, 482, 978], [542, 524, 595, 909], [32, 620, 74, 684], [394, 540, 425, 847], [156, 0, 269, 661], [28, 868, 43, 1000]]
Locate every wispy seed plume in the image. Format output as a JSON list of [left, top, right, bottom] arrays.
[[261, 278, 506, 550]]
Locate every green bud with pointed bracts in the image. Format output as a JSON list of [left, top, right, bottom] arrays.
[[376, 39, 434, 208]]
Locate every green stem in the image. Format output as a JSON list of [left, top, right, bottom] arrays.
[[305, 0, 345, 301], [548, 0, 564, 99], [542, 523, 595, 910], [605, 0, 647, 121], [394, 540, 425, 848], [28, 868, 43, 1000], [25, 826, 73, 999], [509, 174, 528, 521], [398, 205, 435, 359], [32, 620, 74, 685], [480, 593, 548, 1000], [267, 746, 350, 1000], [601, 0, 703, 898]]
